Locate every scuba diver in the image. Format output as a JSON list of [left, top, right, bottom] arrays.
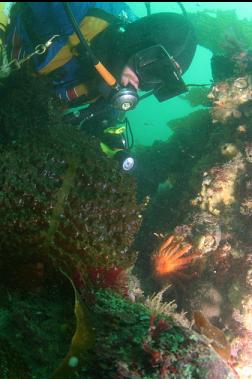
[[4, 2, 197, 171]]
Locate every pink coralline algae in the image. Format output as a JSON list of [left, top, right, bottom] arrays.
[[208, 75, 252, 124], [193, 155, 245, 216]]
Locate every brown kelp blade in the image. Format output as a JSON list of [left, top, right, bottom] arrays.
[[50, 273, 94, 379], [193, 310, 231, 362]]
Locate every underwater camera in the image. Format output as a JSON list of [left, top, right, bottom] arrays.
[[131, 44, 188, 102]]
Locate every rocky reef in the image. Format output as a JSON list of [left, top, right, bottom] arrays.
[[79, 289, 237, 379], [0, 71, 142, 284], [0, 70, 238, 378], [188, 9, 252, 55], [134, 18, 252, 377], [0, 71, 142, 377]]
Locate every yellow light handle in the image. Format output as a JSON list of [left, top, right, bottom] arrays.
[[94, 61, 117, 87]]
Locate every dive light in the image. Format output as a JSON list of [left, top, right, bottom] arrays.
[[114, 150, 135, 171]]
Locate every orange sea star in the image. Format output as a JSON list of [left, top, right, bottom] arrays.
[[152, 235, 200, 280]]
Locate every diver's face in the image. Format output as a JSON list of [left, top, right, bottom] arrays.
[[120, 65, 139, 90]]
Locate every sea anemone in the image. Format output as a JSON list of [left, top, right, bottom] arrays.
[[151, 235, 200, 282]]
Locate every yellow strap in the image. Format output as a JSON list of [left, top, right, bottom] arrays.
[[39, 16, 109, 75], [69, 16, 108, 45], [100, 142, 123, 158], [104, 126, 126, 135]]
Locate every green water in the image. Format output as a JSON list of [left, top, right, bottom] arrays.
[[126, 2, 252, 145], [2, 3, 252, 378]]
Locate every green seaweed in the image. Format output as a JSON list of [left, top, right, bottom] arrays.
[[0, 338, 32, 379], [78, 289, 235, 378]]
